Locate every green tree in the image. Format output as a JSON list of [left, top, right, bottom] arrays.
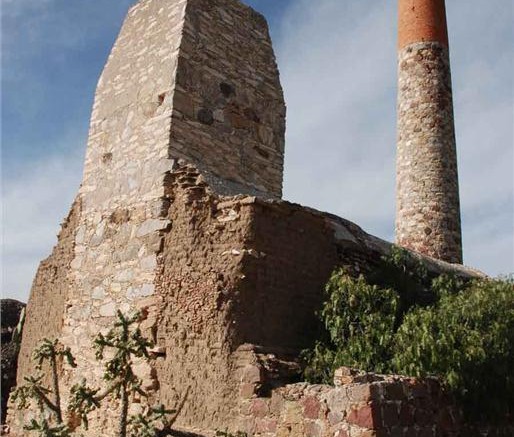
[[303, 271, 399, 382], [303, 247, 514, 423]]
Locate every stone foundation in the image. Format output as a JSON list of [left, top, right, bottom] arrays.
[[236, 367, 462, 437]]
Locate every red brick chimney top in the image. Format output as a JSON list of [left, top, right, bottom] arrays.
[[398, 0, 449, 49]]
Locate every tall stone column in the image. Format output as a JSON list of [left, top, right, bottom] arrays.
[[395, 0, 462, 263]]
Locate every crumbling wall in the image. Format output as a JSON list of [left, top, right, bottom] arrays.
[[150, 163, 482, 434], [154, 163, 251, 430], [9, 0, 286, 434], [15, 199, 80, 387], [152, 163, 368, 431], [236, 367, 463, 437]]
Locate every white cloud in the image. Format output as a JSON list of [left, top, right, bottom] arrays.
[[279, 0, 397, 235], [1, 147, 84, 301], [278, 0, 513, 275]]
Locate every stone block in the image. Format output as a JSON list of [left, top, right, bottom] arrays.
[[347, 403, 380, 429], [99, 302, 116, 317], [301, 395, 321, 420]]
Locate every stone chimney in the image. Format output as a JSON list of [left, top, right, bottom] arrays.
[[395, 0, 462, 263]]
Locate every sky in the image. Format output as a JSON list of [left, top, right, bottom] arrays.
[[1, 0, 513, 302]]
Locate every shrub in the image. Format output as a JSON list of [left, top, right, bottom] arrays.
[[394, 277, 514, 421], [304, 247, 445, 383], [303, 272, 398, 382], [12, 311, 181, 437], [303, 248, 513, 422]]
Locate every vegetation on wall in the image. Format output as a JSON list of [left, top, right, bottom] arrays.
[[303, 247, 514, 422], [12, 311, 180, 437]]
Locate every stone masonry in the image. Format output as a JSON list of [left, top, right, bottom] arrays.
[[7, 0, 491, 436], [10, 0, 285, 433], [9, 158, 482, 435], [395, 0, 462, 264], [236, 366, 464, 437]]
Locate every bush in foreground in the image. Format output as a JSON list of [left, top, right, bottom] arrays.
[[394, 277, 513, 421], [304, 248, 513, 422]]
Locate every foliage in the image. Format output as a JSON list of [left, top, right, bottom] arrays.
[[70, 310, 175, 437], [23, 419, 72, 437], [128, 405, 176, 437], [303, 272, 398, 382], [13, 311, 179, 437], [303, 247, 514, 422], [394, 277, 514, 421]]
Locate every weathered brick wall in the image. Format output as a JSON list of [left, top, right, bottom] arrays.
[[149, 162, 482, 434], [154, 163, 250, 430]]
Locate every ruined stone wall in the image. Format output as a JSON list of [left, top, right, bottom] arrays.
[[150, 163, 481, 434], [236, 367, 464, 437], [10, 0, 286, 434], [154, 163, 250, 430], [54, 2, 189, 432], [9, 1, 487, 435], [15, 200, 80, 387]]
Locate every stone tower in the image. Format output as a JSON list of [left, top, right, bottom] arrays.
[[11, 0, 285, 433], [395, 0, 462, 263]]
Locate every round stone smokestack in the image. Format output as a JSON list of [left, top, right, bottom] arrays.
[[395, 0, 462, 263]]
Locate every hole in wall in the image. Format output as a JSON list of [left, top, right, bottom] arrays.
[[102, 152, 113, 164], [197, 108, 214, 125], [219, 82, 235, 98]]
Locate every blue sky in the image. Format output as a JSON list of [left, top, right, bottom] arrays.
[[1, 0, 513, 301]]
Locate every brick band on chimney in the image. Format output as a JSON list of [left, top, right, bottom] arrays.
[[395, 0, 463, 263], [398, 0, 449, 48]]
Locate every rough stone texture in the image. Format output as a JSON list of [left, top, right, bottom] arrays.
[[234, 366, 513, 437], [1, 299, 25, 424], [235, 368, 462, 437], [172, 0, 286, 197], [7, 157, 481, 435], [139, 163, 480, 434], [395, 41, 462, 264], [14, 200, 80, 396], [9, 0, 285, 433], [6, 0, 500, 435]]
